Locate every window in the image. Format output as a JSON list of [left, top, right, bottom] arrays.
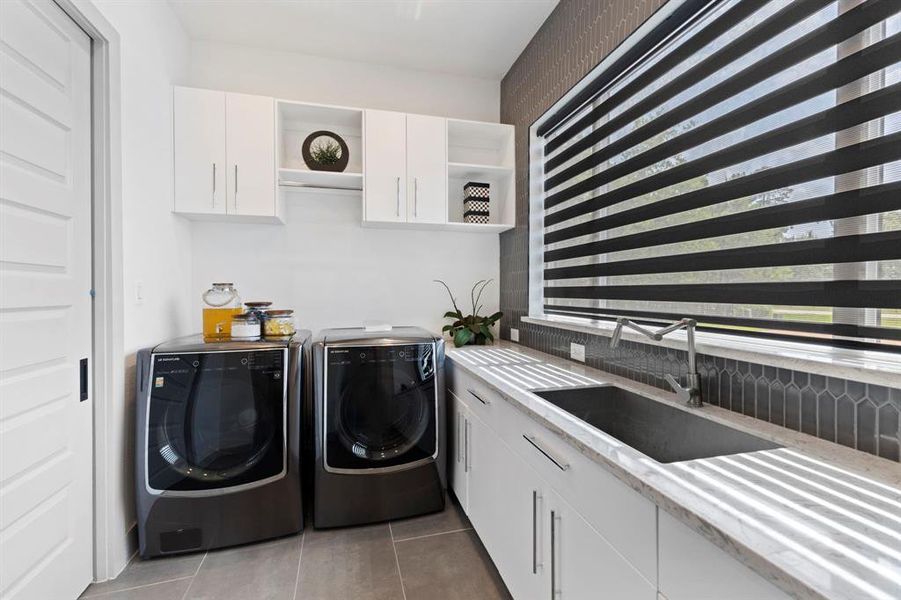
[[532, 0, 901, 349]]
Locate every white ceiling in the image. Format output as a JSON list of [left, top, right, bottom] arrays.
[[168, 0, 557, 80]]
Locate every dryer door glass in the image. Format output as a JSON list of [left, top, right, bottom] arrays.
[[146, 349, 286, 492], [325, 343, 437, 470]]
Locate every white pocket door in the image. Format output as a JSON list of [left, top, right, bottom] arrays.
[[0, 1, 94, 598]]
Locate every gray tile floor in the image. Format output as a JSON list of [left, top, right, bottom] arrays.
[[81, 494, 511, 600]]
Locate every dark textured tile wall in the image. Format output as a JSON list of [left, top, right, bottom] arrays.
[[498, 0, 901, 462]]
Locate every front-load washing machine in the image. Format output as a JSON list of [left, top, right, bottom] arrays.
[[311, 327, 446, 528], [135, 332, 310, 557]]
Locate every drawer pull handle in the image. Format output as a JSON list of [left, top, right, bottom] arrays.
[[532, 490, 541, 574], [523, 434, 570, 472], [551, 510, 560, 599], [468, 388, 490, 406], [464, 419, 471, 473]]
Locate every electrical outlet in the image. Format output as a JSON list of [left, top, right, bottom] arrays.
[[510, 328, 520, 342], [570, 342, 585, 362]]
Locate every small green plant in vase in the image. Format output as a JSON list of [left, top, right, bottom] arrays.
[[310, 138, 342, 165], [435, 279, 503, 347]]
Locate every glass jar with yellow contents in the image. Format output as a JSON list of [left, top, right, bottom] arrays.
[[202, 283, 242, 339], [263, 309, 296, 338]]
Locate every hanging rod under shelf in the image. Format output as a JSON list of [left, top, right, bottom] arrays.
[[278, 180, 362, 191]]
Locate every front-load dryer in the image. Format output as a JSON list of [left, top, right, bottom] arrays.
[[135, 332, 310, 557], [311, 327, 446, 528]]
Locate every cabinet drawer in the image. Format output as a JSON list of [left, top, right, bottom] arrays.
[[491, 394, 658, 585], [446, 363, 502, 425]]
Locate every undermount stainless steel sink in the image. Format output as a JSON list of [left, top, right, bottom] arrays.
[[535, 386, 781, 463]]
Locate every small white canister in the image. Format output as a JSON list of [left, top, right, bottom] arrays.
[[230, 312, 261, 339]]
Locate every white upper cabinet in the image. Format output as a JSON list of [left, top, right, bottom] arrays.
[[174, 87, 278, 221], [363, 109, 407, 223], [406, 113, 447, 224], [173, 87, 226, 215], [225, 92, 275, 217], [173, 87, 512, 230]]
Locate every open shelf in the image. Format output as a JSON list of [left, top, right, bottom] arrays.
[[445, 119, 515, 231], [278, 168, 362, 191], [447, 119, 514, 168], [440, 222, 513, 233], [277, 100, 363, 192], [361, 220, 513, 233], [448, 162, 514, 180]]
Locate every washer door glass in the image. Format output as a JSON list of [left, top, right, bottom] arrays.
[[146, 349, 286, 492], [325, 343, 436, 470]]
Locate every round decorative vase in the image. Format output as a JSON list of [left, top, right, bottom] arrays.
[[302, 130, 349, 172]]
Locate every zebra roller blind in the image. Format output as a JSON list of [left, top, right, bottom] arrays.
[[538, 0, 901, 348]]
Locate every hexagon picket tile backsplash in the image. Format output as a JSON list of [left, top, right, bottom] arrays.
[[506, 315, 900, 463]]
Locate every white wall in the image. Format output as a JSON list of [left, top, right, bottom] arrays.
[[191, 197, 500, 337], [187, 41, 501, 336], [89, 0, 193, 579], [189, 40, 500, 122]]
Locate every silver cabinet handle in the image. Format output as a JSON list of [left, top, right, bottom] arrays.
[[395, 176, 400, 217], [464, 418, 470, 473], [523, 434, 570, 471], [414, 176, 418, 218], [234, 164, 238, 211], [550, 510, 557, 599], [211, 163, 216, 207], [468, 389, 490, 406], [532, 490, 541, 574], [457, 412, 463, 463]]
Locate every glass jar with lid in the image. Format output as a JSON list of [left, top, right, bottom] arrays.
[[244, 301, 272, 322], [202, 282, 242, 339], [231, 312, 261, 339], [263, 309, 296, 337]]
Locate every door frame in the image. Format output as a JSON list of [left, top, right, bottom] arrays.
[[51, 0, 124, 583]]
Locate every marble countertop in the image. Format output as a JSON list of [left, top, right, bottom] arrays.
[[447, 343, 901, 600]]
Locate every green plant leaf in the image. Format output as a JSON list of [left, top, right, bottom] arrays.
[[479, 324, 494, 341], [444, 311, 461, 319], [434, 280, 462, 315], [488, 311, 503, 322], [454, 328, 473, 348], [442, 324, 453, 332]]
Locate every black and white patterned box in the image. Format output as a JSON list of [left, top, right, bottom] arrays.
[[463, 182, 490, 224]]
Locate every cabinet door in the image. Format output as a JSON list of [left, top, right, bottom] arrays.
[[225, 93, 275, 216], [548, 490, 657, 600], [486, 441, 547, 600], [173, 87, 226, 214], [658, 511, 790, 600], [449, 392, 469, 513], [406, 114, 447, 224], [465, 411, 495, 537], [363, 109, 406, 222], [466, 410, 545, 600]]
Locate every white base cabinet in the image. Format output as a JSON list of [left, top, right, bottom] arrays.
[[548, 490, 656, 600], [658, 511, 791, 600], [449, 393, 469, 512], [448, 362, 788, 600], [448, 365, 656, 600]]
